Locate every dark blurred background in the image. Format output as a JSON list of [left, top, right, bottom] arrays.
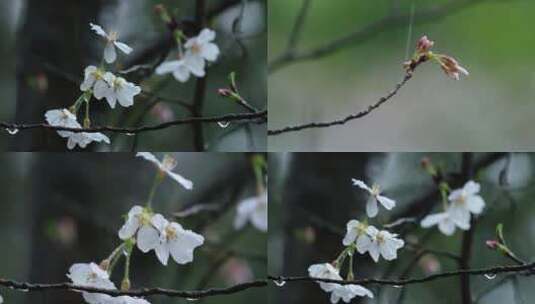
[[269, 153, 535, 304], [0, 0, 266, 151], [269, 0, 535, 151], [0, 152, 267, 304]]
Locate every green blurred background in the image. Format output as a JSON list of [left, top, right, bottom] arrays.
[[0, 153, 267, 304], [0, 0, 266, 151], [269, 0, 535, 151], [269, 152, 535, 304]]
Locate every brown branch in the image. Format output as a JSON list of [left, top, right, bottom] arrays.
[[267, 71, 413, 136], [0, 110, 267, 135], [0, 278, 266, 299], [268, 262, 535, 287], [459, 153, 475, 304]]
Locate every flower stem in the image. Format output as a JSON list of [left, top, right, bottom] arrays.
[[146, 171, 164, 208]]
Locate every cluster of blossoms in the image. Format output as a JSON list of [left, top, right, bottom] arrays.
[[404, 35, 469, 80], [421, 180, 486, 235], [44, 23, 141, 149], [307, 179, 405, 303], [155, 28, 220, 83], [65, 153, 203, 304]]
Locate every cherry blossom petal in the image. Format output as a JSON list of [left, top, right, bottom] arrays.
[[166, 171, 194, 190], [366, 197, 378, 218], [201, 43, 220, 62], [351, 179, 371, 192], [136, 225, 159, 253], [104, 42, 117, 64], [90, 23, 108, 38], [114, 41, 133, 55], [466, 195, 485, 214], [377, 195, 396, 210]]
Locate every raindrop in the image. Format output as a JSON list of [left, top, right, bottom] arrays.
[[393, 285, 403, 289], [6, 128, 19, 135], [484, 273, 497, 280], [19, 288, 30, 292], [273, 279, 286, 287], [122, 249, 129, 256], [125, 133, 135, 137], [217, 121, 230, 128], [186, 298, 199, 301]]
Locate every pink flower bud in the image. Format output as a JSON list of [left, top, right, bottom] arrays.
[[416, 36, 434, 54], [438, 55, 469, 80], [486, 240, 499, 250], [218, 88, 233, 97]]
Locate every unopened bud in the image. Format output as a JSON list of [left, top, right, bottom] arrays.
[[486, 240, 499, 250], [437, 55, 469, 80], [121, 278, 131, 291], [218, 88, 233, 97], [416, 35, 434, 54]]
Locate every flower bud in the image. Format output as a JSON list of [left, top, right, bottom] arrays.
[[218, 88, 233, 97], [486, 240, 499, 250], [121, 278, 131, 291], [416, 36, 434, 54], [438, 55, 469, 80]]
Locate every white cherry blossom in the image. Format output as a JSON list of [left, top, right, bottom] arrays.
[[67, 262, 116, 304], [150, 214, 204, 266], [421, 209, 470, 236], [45, 108, 80, 137], [234, 191, 268, 232], [90, 23, 133, 64], [118, 206, 161, 253], [109, 296, 151, 304], [66, 130, 110, 150], [448, 180, 485, 221], [155, 59, 191, 83], [136, 152, 193, 190], [81, 66, 108, 93], [308, 263, 342, 292], [330, 284, 374, 304], [342, 220, 372, 254], [98, 72, 141, 108], [359, 226, 404, 262], [184, 29, 220, 75], [351, 179, 396, 218]]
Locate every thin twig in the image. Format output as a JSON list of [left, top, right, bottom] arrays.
[[267, 72, 413, 136], [0, 110, 267, 135], [268, 262, 535, 287], [0, 278, 266, 299]]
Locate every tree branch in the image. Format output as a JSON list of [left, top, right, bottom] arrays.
[[267, 71, 413, 136], [0, 278, 266, 299], [0, 110, 267, 135], [268, 262, 535, 287]]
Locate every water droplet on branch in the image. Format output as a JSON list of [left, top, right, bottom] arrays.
[[273, 278, 286, 287], [217, 121, 230, 128], [484, 273, 497, 280], [6, 128, 19, 135]]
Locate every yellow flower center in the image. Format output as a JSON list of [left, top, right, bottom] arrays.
[[109, 31, 118, 42], [165, 225, 177, 241], [162, 155, 177, 171], [371, 184, 381, 196], [190, 42, 201, 55]]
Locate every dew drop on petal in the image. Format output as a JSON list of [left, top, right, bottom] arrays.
[[7, 128, 19, 135], [484, 273, 497, 280], [217, 121, 230, 128], [273, 279, 286, 287]]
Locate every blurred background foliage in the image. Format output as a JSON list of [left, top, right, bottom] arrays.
[[269, 153, 535, 304], [269, 0, 535, 151], [0, 153, 267, 304], [0, 0, 266, 151]]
